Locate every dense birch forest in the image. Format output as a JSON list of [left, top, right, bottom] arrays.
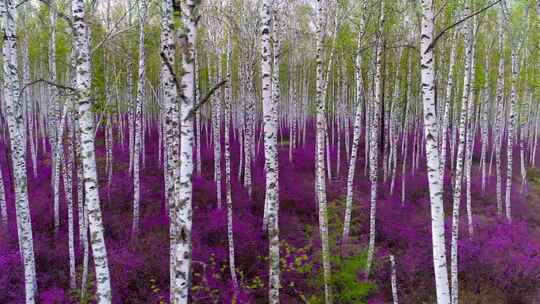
[[1, 0, 540, 303]]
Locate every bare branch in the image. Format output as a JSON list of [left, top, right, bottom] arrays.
[[159, 51, 183, 98], [91, 4, 136, 55], [91, 25, 137, 55], [428, 0, 501, 52], [21, 78, 76, 95], [187, 79, 228, 120], [15, 0, 30, 8], [19, 79, 77, 112]]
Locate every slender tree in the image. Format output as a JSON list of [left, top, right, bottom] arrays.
[[132, 0, 147, 238], [72, 0, 112, 301], [2, 1, 38, 302], [420, 0, 451, 303], [261, 0, 281, 301], [342, 0, 367, 249], [315, 0, 332, 302], [450, 4, 474, 302]]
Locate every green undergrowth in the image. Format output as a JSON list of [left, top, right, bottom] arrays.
[[302, 198, 375, 303]]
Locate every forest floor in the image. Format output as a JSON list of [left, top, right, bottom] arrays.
[[1, 129, 540, 303]]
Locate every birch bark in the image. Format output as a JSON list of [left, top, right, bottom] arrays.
[[420, 1, 451, 302], [450, 6, 474, 302], [342, 0, 366, 248], [132, 0, 147, 237], [224, 33, 238, 290], [440, 32, 458, 178], [367, 1, 385, 275], [1, 2, 37, 302], [506, 45, 518, 222], [49, 2, 62, 236], [494, 12, 505, 216], [72, 0, 112, 301], [261, 0, 280, 301], [315, 0, 332, 302], [170, 1, 198, 302]]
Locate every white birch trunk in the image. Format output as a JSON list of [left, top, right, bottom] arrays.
[[261, 1, 280, 301], [72, 1, 112, 301], [170, 1, 197, 302], [450, 7, 474, 303], [367, 2, 385, 275], [62, 111, 77, 290], [440, 32, 458, 179], [132, 0, 147, 238], [506, 47, 518, 222], [315, 1, 332, 302], [341, 18, 365, 244], [2, 2, 37, 301], [21, 9, 35, 177], [49, 3, 62, 236], [480, 85, 490, 192], [420, 1, 451, 303], [224, 34, 238, 291], [390, 254, 399, 304], [494, 18, 505, 216], [212, 66, 223, 208], [401, 57, 413, 204]]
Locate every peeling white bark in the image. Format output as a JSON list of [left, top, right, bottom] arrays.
[[72, 0, 112, 301], [2, 2, 37, 302], [420, 1, 451, 303]]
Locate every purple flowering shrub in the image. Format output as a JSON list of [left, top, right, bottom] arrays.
[[1, 128, 540, 303]]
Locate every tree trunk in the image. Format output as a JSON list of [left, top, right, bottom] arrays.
[[132, 0, 147, 238], [72, 1, 112, 301], [341, 2, 366, 246], [169, 1, 198, 302], [420, 1, 451, 303], [224, 34, 238, 291], [450, 6, 474, 302], [1, 2, 38, 302], [315, 1, 332, 302], [261, 0, 281, 302], [367, 1, 385, 275]]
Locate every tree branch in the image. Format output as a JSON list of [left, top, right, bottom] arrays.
[[187, 79, 228, 120], [91, 6, 136, 55], [91, 25, 137, 55], [428, 0, 501, 52], [160, 51, 227, 120], [159, 51, 184, 100], [15, 0, 30, 8], [21, 78, 77, 95]]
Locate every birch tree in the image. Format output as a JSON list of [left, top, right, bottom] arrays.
[[169, 1, 199, 302], [48, 2, 62, 236], [450, 4, 474, 302], [494, 11, 505, 216], [505, 0, 518, 222], [366, 1, 385, 275], [132, 0, 147, 237], [342, 0, 366, 249], [261, 0, 280, 301], [420, 0, 451, 302], [224, 28, 238, 291], [2, 1, 37, 302], [72, 0, 112, 301], [315, 0, 331, 302]]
